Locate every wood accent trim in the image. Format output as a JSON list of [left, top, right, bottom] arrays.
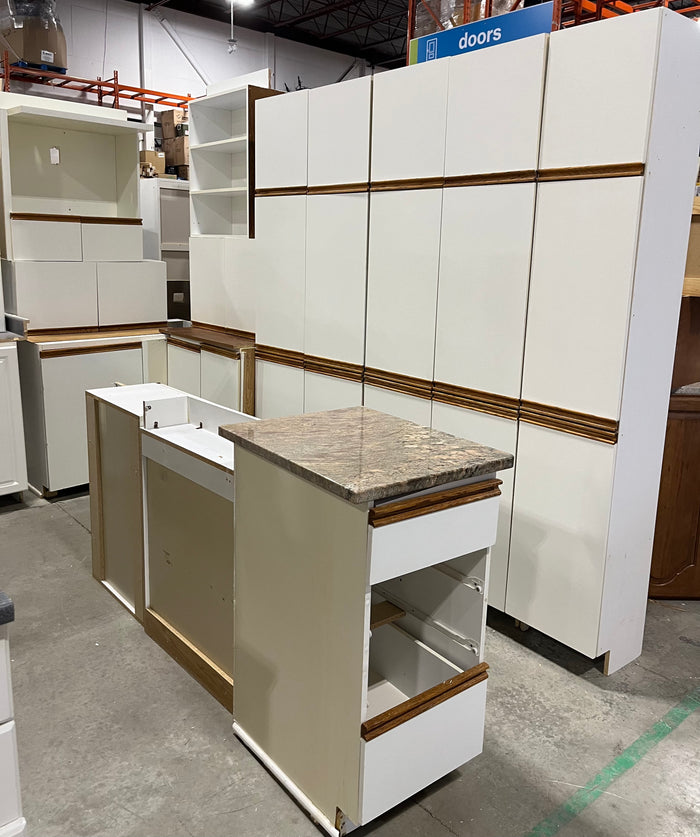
[[433, 381, 519, 420], [144, 608, 233, 712], [81, 216, 143, 225], [444, 170, 536, 188], [537, 162, 645, 182], [669, 395, 700, 414], [361, 662, 489, 742], [256, 344, 305, 369], [369, 479, 502, 528], [307, 182, 369, 196], [167, 337, 201, 354], [255, 186, 307, 198], [370, 601, 406, 630], [304, 354, 363, 383], [39, 341, 142, 360], [191, 322, 256, 341], [370, 177, 444, 193], [519, 400, 619, 444], [240, 346, 256, 415], [200, 343, 240, 361], [10, 212, 142, 225], [28, 322, 167, 337], [364, 367, 432, 400]]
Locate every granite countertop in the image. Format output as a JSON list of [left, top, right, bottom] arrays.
[[673, 382, 700, 396], [0, 592, 14, 626], [220, 406, 513, 504]]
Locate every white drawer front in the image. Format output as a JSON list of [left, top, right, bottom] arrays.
[[96, 261, 166, 326], [11, 219, 82, 261], [360, 679, 486, 824], [82, 223, 143, 261], [0, 628, 12, 725], [13, 262, 97, 330], [0, 720, 22, 828], [369, 495, 499, 586]]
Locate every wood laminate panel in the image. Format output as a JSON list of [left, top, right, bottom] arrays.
[[435, 183, 535, 399], [445, 35, 546, 177], [255, 90, 308, 190], [521, 177, 643, 420]]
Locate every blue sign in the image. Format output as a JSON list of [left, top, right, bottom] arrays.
[[409, 2, 553, 64]]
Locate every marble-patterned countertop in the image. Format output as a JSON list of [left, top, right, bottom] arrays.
[[673, 382, 700, 396], [0, 592, 14, 625], [220, 406, 513, 504]]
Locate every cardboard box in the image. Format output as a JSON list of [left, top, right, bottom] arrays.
[[163, 136, 189, 167], [2, 16, 67, 69], [176, 165, 189, 180], [140, 150, 165, 175], [160, 109, 187, 138]]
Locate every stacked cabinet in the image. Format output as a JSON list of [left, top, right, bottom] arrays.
[[0, 594, 25, 837]]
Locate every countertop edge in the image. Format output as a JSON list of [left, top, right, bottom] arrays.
[[0, 592, 14, 626]]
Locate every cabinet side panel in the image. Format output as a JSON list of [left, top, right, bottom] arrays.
[[0, 344, 26, 496], [233, 448, 368, 823]]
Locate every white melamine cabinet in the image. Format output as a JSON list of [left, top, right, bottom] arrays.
[[307, 77, 371, 187], [0, 343, 27, 498], [189, 236, 227, 328], [303, 372, 362, 413], [0, 721, 22, 834], [445, 35, 547, 177], [82, 223, 143, 262], [254, 195, 306, 352], [521, 177, 643, 419], [224, 236, 258, 335], [365, 189, 442, 380], [2, 260, 97, 331], [96, 261, 167, 327], [539, 12, 659, 169], [434, 183, 536, 398], [255, 361, 304, 419], [167, 342, 201, 396], [371, 60, 449, 182], [10, 219, 82, 261], [431, 402, 517, 612], [200, 349, 240, 410], [255, 90, 308, 190], [363, 386, 432, 428], [304, 194, 367, 365]]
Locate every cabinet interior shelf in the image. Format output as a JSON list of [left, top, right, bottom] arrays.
[[190, 136, 247, 153]]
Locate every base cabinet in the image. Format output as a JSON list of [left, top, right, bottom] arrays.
[[0, 344, 26, 498], [0, 619, 25, 837], [166, 341, 246, 411], [255, 361, 304, 419]]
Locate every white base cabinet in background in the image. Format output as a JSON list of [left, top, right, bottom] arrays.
[[0, 343, 27, 498]]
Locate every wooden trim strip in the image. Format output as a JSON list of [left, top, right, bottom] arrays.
[[255, 186, 307, 198], [40, 341, 142, 360], [364, 367, 433, 400], [191, 322, 256, 341], [307, 182, 369, 196], [200, 343, 241, 361], [444, 170, 536, 188], [240, 346, 256, 416], [28, 322, 166, 337], [433, 381, 519, 420], [10, 212, 142, 225], [304, 354, 363, 382], [369, 478, 502, 528], [361, 662, 489, 742], [669, 394, 700, 414], [81, 216, 143, 225], [144, 608, 233, 712], [256, 344, 305, 369], [520, 399, 619, 444], [537, 162, 644, 182], [370, 176, 444, 193], [370, 601, 406, 630], [167, 336, 201, 354]]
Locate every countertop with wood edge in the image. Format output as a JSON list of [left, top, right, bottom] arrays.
[[160, 326, 255, 355], [220, 406, 513, 504]]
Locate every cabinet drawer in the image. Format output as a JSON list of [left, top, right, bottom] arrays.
[[0, 720, 22, 828], [12, 261, 97, 330], [82, 223, 143, 261], [369, 488, 500, 585], [11, 219, 82, 261], [96, 261, 166, 326]]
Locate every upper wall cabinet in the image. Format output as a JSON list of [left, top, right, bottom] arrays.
[[521, 177, 643, 420], [435, 183, 536, 399], [539, 12, 660, 169], [371, 61, 449, 183], [255, 90, 309, 190], [445, 35, 547, 177], [307, 77, 371, 188]]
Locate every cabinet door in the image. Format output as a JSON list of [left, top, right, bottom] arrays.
[[0, 344, 26, 497], [507, 422, 615, 658], [41, 344, 144, 492], [255, 90, 308, 190], [445, 35, 546, 177], [365, 189, 442, 381], [521, 177, 643, 419], [200, 349, 240, 410], [255, 361, 304, 419], [82, 223, 143, 262], [539, 12, 660, 169], [363, 386, 432, 428], [96, 260, 166, 326], [189, 235, 227, 328], [0, 720, 22, 829], [431, 402, 516, 612], [371, 60, 449, 182], [304, 372, 362, 413], [435, 183, 535, 399], [167, 343, 201, 396], [224, 237, 258, 337], [12, 261, 97, 330], [254, 196, 306, 353], [11, 219, 82, 261], [305, 194, 367, 365], [307, 76, 371, 187]]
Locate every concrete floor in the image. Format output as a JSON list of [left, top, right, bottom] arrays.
[[1, 489, 699, 837]]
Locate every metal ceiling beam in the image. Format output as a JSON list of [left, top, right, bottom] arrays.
[[318, 9, 405, 37], [273, 0, 361, 26]]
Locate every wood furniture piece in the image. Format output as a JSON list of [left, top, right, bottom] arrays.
[[221, 407, 513, 835], [0, 593, 25, 837]]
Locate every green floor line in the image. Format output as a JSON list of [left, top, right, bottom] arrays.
[[522, 685, 700, 837]]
